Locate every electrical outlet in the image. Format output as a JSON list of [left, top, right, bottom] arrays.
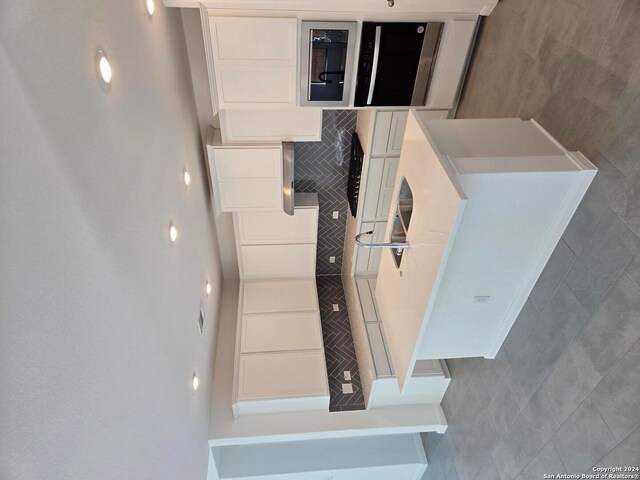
[[473, 295, 491, 304], [329, 256, 335, 263], [332, 211, 339, 219], [344, 371, 351, 381], [333, 304, 340, 312], [198, 302, 205, 335], [342, 383, 353, 394]]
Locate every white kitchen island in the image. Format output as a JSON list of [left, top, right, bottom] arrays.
[[375, 111, 597, 391]]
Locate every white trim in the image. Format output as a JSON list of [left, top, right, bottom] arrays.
[[199, 5, 219, 116]]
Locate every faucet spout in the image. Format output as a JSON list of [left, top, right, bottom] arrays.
[[354, 230, 409, 251]]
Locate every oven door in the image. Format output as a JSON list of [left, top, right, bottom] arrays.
[[300, 21, 357, 107], [355, 22, 443, 107]]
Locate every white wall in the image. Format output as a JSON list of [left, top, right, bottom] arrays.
[[180, 8, 239, 279], [0, 1, 223, 479]]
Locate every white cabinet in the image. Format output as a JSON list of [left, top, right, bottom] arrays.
[[220, 109, 323, 143], [241, 244, 316, 278], [362, 157, 400, 223], [208, 16, 297, 109], [243, 278, 319, 314], [235, 278, 329, 417], [235, 193, 319, 279], [206, 128, 283, 212], [236, 350, 329, 416], [236, 199, 318, 245], [240, 311, 324, 353], [371, 111, 409, 157]]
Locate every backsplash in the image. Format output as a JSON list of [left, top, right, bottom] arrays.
[[294, 110, 357, 276], [295, 110, 365, 411]]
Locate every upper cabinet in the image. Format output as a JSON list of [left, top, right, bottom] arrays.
[[206, 128, 283, 212], [208, 16, 298, 109]]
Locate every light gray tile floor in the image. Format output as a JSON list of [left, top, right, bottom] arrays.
[[423, 0, 640, 478]]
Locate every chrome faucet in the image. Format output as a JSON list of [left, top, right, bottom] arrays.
[[354, 230, 409, 256]]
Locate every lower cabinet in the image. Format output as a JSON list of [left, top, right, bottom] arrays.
[[233, 279, 329, 418], [236, 350, 329, 416]]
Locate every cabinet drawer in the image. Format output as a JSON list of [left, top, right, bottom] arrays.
[[243, 279, 318, 313], [241, 244, 316, 278], [236, 206, 318, 245], [241, 311, 323, 353], [237, 350, 329, 401], [214, 147, 281, 180], [218, 180, 282, 211]]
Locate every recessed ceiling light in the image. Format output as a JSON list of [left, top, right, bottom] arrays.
[[146, 0, 155, 16], [97, 50, 112, 86], [206, 281, 211, 296], [169, 222, 178, 245], [183, 168, 191, 188], [192, 373, 199, 391]]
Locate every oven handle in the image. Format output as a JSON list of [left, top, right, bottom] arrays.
[[366, 26, 382, 105], [411, 22, 443, 106]]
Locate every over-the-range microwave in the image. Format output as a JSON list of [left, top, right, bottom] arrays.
[[299, 21, 358, 107]]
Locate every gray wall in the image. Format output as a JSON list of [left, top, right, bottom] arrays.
[[423, 0, 640, 478], [0, 2, 222, 478]]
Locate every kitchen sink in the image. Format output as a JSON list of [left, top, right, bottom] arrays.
[[390, 178, 413, 268]]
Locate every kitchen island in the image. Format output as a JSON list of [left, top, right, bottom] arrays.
[[375, 111, 597, 391]]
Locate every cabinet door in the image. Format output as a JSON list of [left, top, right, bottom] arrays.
[[241, 311, 323, 353], [237, 350, 328, 401], [241, 244, 316, 278], [209, 17, 298, 109], [214, 146, 281, 180], [388, 111, 409, 156], [236, 207, 318, 245], [217, 65, 296, 108], [371, 112, 393, 157], [243, 279, 318, 313], [218, 180, 282, 211], [375, 158, 400, 221], [212, 145, 283, 212], [210, 17, 297, 66], [221, 109, 323, 143], [361, 157, 384, 222]]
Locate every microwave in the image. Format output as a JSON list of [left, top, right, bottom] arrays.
[[299, 21, 358, 107], [354, 22, 443, 107]]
